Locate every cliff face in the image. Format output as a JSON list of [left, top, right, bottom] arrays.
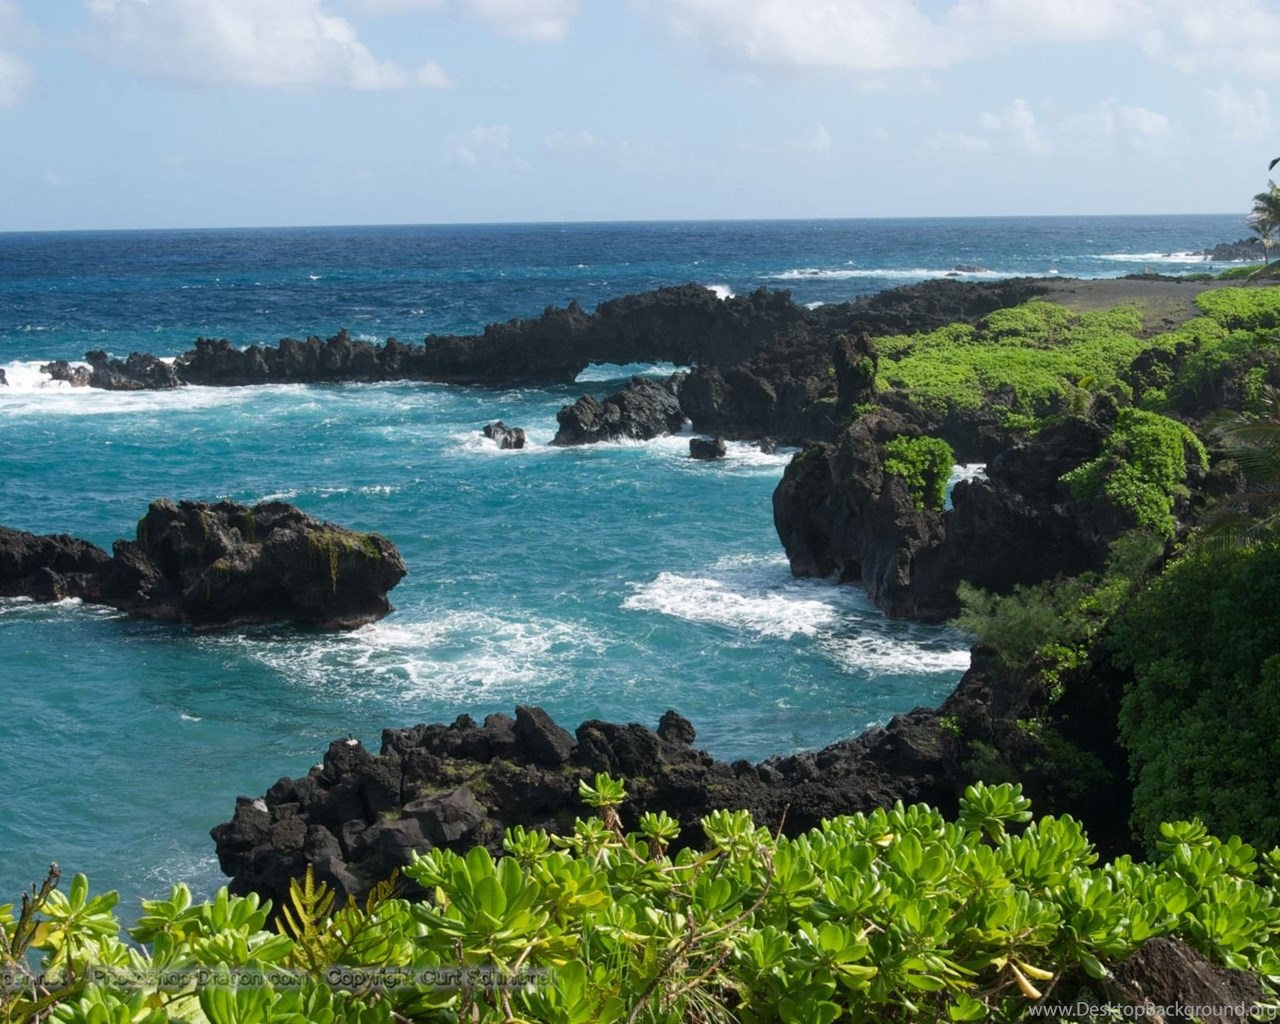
[[0, 500, 405, 630]]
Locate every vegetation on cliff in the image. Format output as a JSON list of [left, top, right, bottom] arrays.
[[5, 782, 1279, 1023], [1112, 545, 1280, 851]]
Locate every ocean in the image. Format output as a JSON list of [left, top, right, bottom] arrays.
[[0, 214, 1245, 913]]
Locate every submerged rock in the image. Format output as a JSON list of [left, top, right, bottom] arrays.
[[0, 499, 405, 630], [482, 421, 526, 449], [40, 360, 91, 387], [689, 436, 727, 460]]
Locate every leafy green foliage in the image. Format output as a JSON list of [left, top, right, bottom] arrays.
[[1194, 286, 1280, 330], [7, 779, 1280, 1022], [874, 300, 1147, 418], [1113, 543, 1280, 852], [882, 434, 955, 511], [1060, 409, 1207, 538], [955, 531, 1163, 684]]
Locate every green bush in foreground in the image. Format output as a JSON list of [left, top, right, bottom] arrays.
[[5, 781, 1280, 1023]]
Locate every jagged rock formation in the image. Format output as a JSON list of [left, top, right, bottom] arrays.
[[773, 408, 1128, 620], [1204, 237, 1263, 261], [211, 700, 968, 908], [0, 500, 405, 630], [212, 627, 1142, 911], [689, 436, 727, 460], [0, 527, 113, 601], [482, 421, 526, 450], [553, 375, 687, 445], [40, 360, 91, 387]]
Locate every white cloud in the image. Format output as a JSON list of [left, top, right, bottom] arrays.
[[463, 0, 576, 41], [85, 0, 452, 90], [786, 124, 832, 152], [980, 98, 1048, 155], [640, 0, 1280, 82], [0, 0, 31, 108], [544, 129, 606, 152], [641, 0, 963, 73], [931, 130, 992, 157], [1061, 99, 1173, 155], [348, 0, 575, 40], [1208, 84, 1272, 142], [347, 0, 445, 12], [448, 124, 511, 165], [1140, 1, 1280, 80], [948, 0, 1150, 45]]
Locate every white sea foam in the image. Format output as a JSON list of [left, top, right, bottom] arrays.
[[223, 610, 611, 699], [0, 363, 269, 417], [448, 427, 556, 455], [625, 552, 972, 676], [575, 361, 689, 383], [623, 553, 852, 640], [770, 266, 1007, 282], [1, 359, 89, 391], [1093, 251, 1208, 264], [707, 283, 734, 300], [624, 570, 840, 639], [819, 633, 972, 675], [948, 463, 987, 486]]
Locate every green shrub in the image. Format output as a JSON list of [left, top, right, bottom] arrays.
[[1217, 265, 1267, 281], [882, 434, 955, 511], [874, 300, 1149, 418], [1060, 409, 1207, 538], [1112, 544, 1280, 852], [955, 531, 1163, 684], [1195, 285, 1280, 330], [6, 781, 1280, 1024]]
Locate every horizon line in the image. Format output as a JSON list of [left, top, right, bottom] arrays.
[[0, 211, 1247, 238]]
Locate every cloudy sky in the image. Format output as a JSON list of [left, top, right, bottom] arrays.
[[1, 0, 1278, 230]]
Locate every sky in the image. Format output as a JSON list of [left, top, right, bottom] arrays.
[[0, 0, 1278, 230]]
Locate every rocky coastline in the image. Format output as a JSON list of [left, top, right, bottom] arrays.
[[201, 270, 1265, 915], [0, 499, 405, 630], [38, 279, 1051, 446]]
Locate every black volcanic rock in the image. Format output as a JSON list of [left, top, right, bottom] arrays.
[[482, 421, 526, 449], [1204, 237, 1262, 262], [40, 360, 91, 387], [0, 500, 405, 630], [46, 280, 1050, 446], [773, 408, 949, 618], [774, 405, 1137, 620], [211, 699, 976, 908], [0, 527, 112, 601], [0, 368, 6, 386], [85, 350, 182, 390], [689, 436, 727, 460], [553, 374, 687, 445]]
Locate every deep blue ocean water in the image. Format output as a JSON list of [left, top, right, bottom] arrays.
[[0, 214, 1245, 913]]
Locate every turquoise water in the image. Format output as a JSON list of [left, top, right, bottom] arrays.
[[0, 215, 1243, 911]]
